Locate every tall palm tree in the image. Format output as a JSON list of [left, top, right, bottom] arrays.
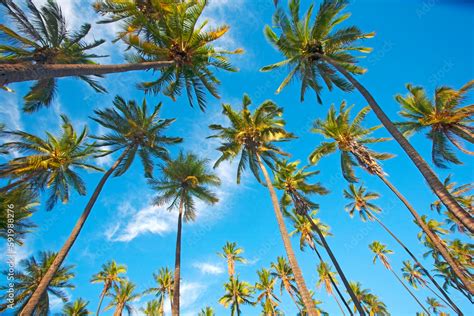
[[0, 251, 75, 315], [149, 152, 220, 316], [20, 96, 181, 316], [218, 242, 246, 278], [254, 268, 280, 315], [364, 294, 389, 316], [261, 0, 472, 233], [140, 299, 162, 316], [91, 260, 127, 315], [0, 115, 101, 210], [273, 159, 359, 315], [209, 94, 318, 315], [310, 102, 472, 293], [104, 280, 140, 316], [219, 276, 254, 316], [347, 282, 370, 314], [344, 183, 462, 314], [270, 256, 301, 313], [316, 262, 345, 315], [144, 267, 174, 315], [296, 290, 328, 316], [61, 298, 90, 316], [426, 297, 446, 315], [0, 0, 106, 111], [396, 81, 474, 168], [369, 241, 430, 314], [198, 306, 215, 316]]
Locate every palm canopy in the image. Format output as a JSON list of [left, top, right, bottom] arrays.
[[198, 306, 215, 316], [270, 256, 298, 297], [61, 298, 90, 316], [261, 0, 374, 103], [91, 260, 127, 288], [0, 0, 106, 112], [343, 183, 382, 221], [309, 101, 393, 182], [104, 280, 140, 315], [0, 115, 102, 210], [396, 81, 474, 168], [287, 209, 332, 251], [209, 94, 296, 184], [0, 251, 75, 314], [123, 0, 243, 110], [149, 152, 220, 221], [218, 241, 246, 277], [218, 276, 255, 315], [316, 262, 338, 294], [254, 268, 280, 313], [369, 241, 393, 269], [145, 267, 174, 301], [401, 260, 426, 289], [91, 95, 182, 178]]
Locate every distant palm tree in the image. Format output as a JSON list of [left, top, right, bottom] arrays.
[[144, 267, 174, 315], [21, 97, 180, 315], [104, 280, 140, 316], [140, 299, 162, 316], [270, 257, 301, 313], [0, 251, 75, 315], [218, 242, 246, 278], [0, 0, 106, 111], [198, 306, 215, 316], [396, 81, 474, 168], [261, 0, 471, 232], [295, 290, 328, 316], [61, 298, 91, 316], [91, 261, 127, 315], [316, 262, 346, 315], [219, 277, 254, 316], [254, 268, 280, 315], [426, 297, 446, 314], [0, 115, 101, 209], [210, 94, 317, 315], [311, 102, 471, 293], [149, 152, 220, 316], [369, 241, 430, 314], [347, 282, 370, 314], [364, 294, 389, 316]]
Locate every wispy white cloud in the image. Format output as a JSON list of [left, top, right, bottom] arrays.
[[192, 262, 225, 275], [163, 282, 207, 314], [0, 93, 22, 131]]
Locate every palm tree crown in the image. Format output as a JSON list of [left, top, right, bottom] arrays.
[[61, 298, 90, 316], [219, 276, 254, 316], [218, 241, 246, 277], [369, 241, 393, 269], [343, 183, 382, 221], [104, 280, 140, 316], [254, 268, 280, 314]]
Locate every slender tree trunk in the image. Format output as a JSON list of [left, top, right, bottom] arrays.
[[311, 245, 353, 315], [323, 56, 474, 233], [286, 286, 303, 314], [368, 210, 463, 315], [425, 283, 458, 315], [388, 267, 431, 315], [113, 303, 124, 316], [256, 155, 318, 316], [331, 292, 346, 316], [0, 61, 174, 85], [306, 214, 366, 316], [171, 195, 185, 316], [20, 149, 129, 316], [96, 283, 109, 316], [378, 175, 473, 295]]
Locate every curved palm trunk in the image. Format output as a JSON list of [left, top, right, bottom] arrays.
[[171, 196, 185, 316], [388, 266, 430, 315], [256, 155, 318, 316], [113, 302, 125, 316], [331, 291, 346, 316], [323, 56, 474, 234], [306, 215, 366, 316], [368, 210, 463, 315], [96, 283, 110, 316], [311, 245, 354, 315], [0, 61, 174, 85], [20, 149, 129, 316], [378, 175, 473, 295]]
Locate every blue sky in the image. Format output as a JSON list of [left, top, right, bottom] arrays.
[[1, 0, 473, 315]]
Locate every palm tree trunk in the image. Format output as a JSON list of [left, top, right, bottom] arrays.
[[367, 210, 463, 315], [286, 286, 303, 314], [20, 149, 129, 316], [425, 282, 459, 315], [306, 215, 366, 316], [0, 61, 174, 85], [378, 175, 473, 295], [388, 266, 431, 315], [331, 292, 346, 316], [96, 284, 109, 316], [256, 154, 318, 316], [311, 244, 353, 315], [171, 194, 185, 316], [323, 56, 474, 234], [113, 303, 124, 316]]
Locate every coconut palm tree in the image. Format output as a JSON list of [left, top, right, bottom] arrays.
[[396, 81, 474, 168], [61, 298, 90, 316], [426, 297, 446, 315], [347, 282, 370, 314], [344, 183, 462, 314], [310, 102, 472, 293], [144, 267, 174, 315], [149, 152, 220, 316], [91, 260, 127, 315], [369, 241, 430, 314], [218, 242, 246, 278], [254, 268, 280, 315], [364, 294, 389, 316], [273, 159, 359, 315], [140, 299, 162, 316], [0, 251, 75, 315], [20, 96, 181, 315], [270, 256, 301, 312], [209, 94, 318, 315], [296, 290, 328, 316], [198, 306, 215, 316], [0, 0, 106, 111], [104, 280, 140, 316], [0, 115, 101, 210], [261, 0, 472, 233], [0, 185, 38, 245], [219, 276, 254, 316], [316, 262, 346, 315]]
